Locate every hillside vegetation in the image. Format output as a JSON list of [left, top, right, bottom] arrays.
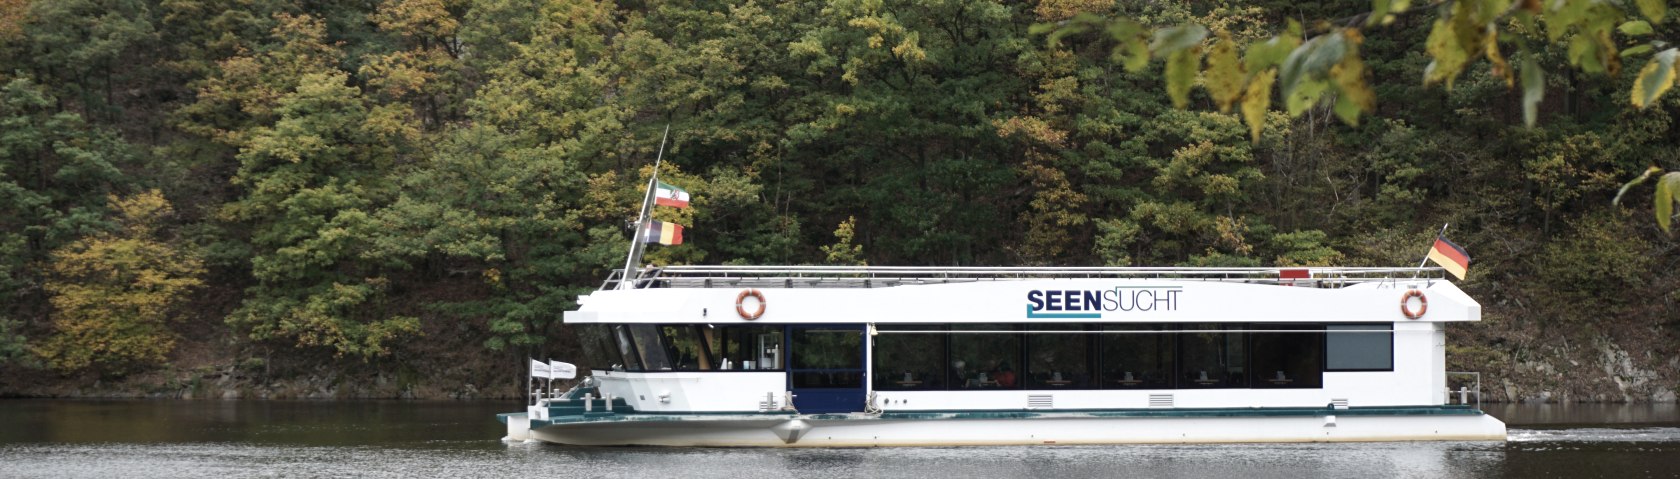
[[0, 0, 1676, 402]]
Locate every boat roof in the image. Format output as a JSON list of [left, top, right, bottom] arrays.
[[599, 265, 1450, 290], [564, 266, 1479, 325]]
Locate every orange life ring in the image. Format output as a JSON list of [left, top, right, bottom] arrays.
[[1400, 289, 1428, 320], [736, 289, 766, 320]]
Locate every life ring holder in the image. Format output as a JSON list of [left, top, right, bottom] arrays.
[[1400, 289, 1428, 320], [736, 289, 766, 320]]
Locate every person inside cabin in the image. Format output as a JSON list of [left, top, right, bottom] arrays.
[[993, 362, 1017, 388], [951, 360, 968, 387]]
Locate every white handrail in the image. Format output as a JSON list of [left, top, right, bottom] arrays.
[[602, 265, 1447, 290]]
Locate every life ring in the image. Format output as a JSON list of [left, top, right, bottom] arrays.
[[736, 289, 766, 320], [1400, 290, 1428, 320]]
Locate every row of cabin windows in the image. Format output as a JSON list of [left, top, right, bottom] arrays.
[[874, 324, 1392, 391], [589, 323, 1393, 391]]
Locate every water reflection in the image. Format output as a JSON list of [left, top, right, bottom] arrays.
[[0, 400, 1677, 479], [1489, 402, 1679, 427]]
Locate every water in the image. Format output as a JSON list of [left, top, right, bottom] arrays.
[[0, 400, 1676, 478]]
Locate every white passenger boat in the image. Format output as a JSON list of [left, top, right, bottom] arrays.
[[501, 265, 1507, 446]]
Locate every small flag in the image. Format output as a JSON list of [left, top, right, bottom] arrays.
[[654, 180, 690, 208], [549, 360, 577, 380], [1427, 236, 1471, 280], [641, 220, 684, 245], [530, 359, 552, 379]]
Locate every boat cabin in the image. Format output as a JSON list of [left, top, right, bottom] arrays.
[[562, 266, 1478, 415]]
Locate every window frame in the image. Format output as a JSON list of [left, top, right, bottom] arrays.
[[1324, 323, 1395, 372]]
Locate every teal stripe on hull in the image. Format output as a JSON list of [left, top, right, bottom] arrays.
[[516, 405, 1488, 428]]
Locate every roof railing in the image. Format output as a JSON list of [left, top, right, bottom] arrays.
[[602, 265, 1447, 290]]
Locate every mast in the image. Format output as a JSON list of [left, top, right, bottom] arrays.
[[617, 125, 671, 289]]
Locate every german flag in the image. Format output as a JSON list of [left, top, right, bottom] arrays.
[[1427, 236, 1470, 280], [640, 220, 684, 245]]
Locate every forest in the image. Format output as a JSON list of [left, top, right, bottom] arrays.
[[0, 0, 1676, 402]]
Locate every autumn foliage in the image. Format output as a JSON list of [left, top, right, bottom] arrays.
[[0, 1, 1672, 390], [37, 191, 203, 374]]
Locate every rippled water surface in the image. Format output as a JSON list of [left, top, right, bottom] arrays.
[[1, 400, 1676, 478]]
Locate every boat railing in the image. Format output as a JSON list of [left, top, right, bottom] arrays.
[[601, 265, 1448, 290], [1446, 371, 1483, 409]]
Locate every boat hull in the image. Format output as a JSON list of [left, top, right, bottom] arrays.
[[507, 408, 1507, 447]]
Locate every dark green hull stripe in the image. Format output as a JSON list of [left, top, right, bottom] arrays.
[[515, 405, 1488, 428]]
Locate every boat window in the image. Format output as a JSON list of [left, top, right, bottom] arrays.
[[659, 325, 714, 370], [717, 326, 783, 370], [628, 324, 673, 371], [571, 324, 621, 372], [1026, 324, 1094, 389], [873, 325, 946, 391], [791, 328, 862, 369], [1249, 324, 1323, 388], [1178, 324, 1247, 388], [949, 324, 1022, 390], [1100, 324, 1174, 389], [790, 327, 864, 389], [611, 325, 644, 371], [1326, 324, 1393, 371]]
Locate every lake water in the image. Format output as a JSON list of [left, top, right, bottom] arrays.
[[0, 400, 1676, 478]]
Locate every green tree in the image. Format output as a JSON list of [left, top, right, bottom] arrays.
[[371, 125, 597, 351], [12, 0, 159, 121], [821, 216, 866, 265], [222, 70, 417, 359], [0, 78, 134, 356], [784, 0, 1022, 264]]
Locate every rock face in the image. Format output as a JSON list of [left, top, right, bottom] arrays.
[[1457, 315, 1679, 404]]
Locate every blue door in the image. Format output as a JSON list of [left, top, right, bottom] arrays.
[[788, 325, 867, 413]]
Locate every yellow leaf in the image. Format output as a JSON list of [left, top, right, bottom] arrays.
[[1658, 172, 1679, 233], [1242, 69, 1277, 143], [1632, 48, 1678, 108], [1424, 18, 1470, 88], [1164, 46, 1201, 109], [1637, 0, 1666, 23], [1203, 35, 1245, 112], [1331, 54, 1374, 125]]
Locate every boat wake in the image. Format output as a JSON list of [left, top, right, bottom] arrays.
[[1507, 427, 1680, 443]]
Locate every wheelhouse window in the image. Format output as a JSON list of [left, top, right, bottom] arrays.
[[1026, 324, 1093, 389], [1327, 324, 1394, 371], [611, 325, 644, 371], [1179, 324, 1247, 388], [873, 325, 946, 391], [628, 324, 673, 371], [1100, 324, 1174, 389], [949, 324, 1022, 389], [717, 325, 783, 370], [658, 325, 715, 370], [1249, 324, 1323, 388], [572, 324, 623, 372]]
